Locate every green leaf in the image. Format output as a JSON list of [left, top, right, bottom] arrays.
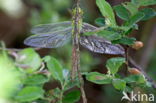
[[63, 90, 81, 103], [15, 86, 44, 102], [17, 48, 42, 72], [112, 37, 136, 45], [65, 79, 80, 91], [123, 2, 138, 16], [124, 74, 146, 83], [131, 0, 139, 5], [42, 56, 51, 62], [132, 0, 156, 6], [112, 79, 126, 90], [125, 86, 133, 93], [124, 28, 133, 35], [35, 100, 49, 103], [106, 57, 125, 75], [140, 8, 156, 21], [64, 75, 80, 91], [46, 57, 63, 82], [140, 0, 156, 6], [52, 88, 61, 98], [83, 31, 95, 36], [24, 74, 49, 85], [62, 69, 80, 90], [96, 0, 116, 26], [97, 30, 122, 41], [124, 12, 144, 28], [113, 5, 130, 21], [86, 72, 112, 84], [0, 53, 21, 99], [84, 27, 123, 40], [95, 17, 106, 26]]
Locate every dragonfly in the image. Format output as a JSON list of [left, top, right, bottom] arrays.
[[24, 21, 125, 55]]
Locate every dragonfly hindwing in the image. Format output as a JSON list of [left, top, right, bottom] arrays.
[[80, 35, 125, 55]]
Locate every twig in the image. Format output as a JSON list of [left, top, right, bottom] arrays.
[[77, 67, 87, 103], [121, 45, 156, 89], [128, 58, 156, 89], [124, 46, 129, 75], [121, 44, 156, 89]]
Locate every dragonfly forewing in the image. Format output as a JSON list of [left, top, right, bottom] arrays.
[[31, 21, 72, 34], [24, 21, 73, 48], [24, 21, 97, 48]]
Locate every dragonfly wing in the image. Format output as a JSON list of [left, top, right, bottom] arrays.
[[31, 21, 72, 34], [82, 23, 97, 32], [80, 35, 125, 55], [25, 21, 96, 48], [24, 29, 71, 48], [31, 21, 96, 34]]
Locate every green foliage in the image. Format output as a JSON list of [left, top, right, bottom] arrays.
[[63, 90, 81, 103], [97, 30, 122, 41], [112, 37, 136, 45], [112, 79, 126, 90], [1, 0, 156, 102], [96, 0, 116, 26], [113, 0, 156, 23], [16, 48, 42, 73], [86, 72, 112, 84], [64, 78, 80, 91], [44, 57, 81, 103], [46, 57, 63, 82], [0, 53, 21, 100], [124, 12, 145, 27], [88, 0, 156, 49], [0, 47, 82, 103], [30, 0, 71, 24], [95, 17, 106, 26], [124, 74, 146, 83], [15, 86, 45, 102], [140, 8, 156, 21], [131, 0, 156, 6], [24, 74, 49, 85], [122, 2, 138, 16], [106, 57, 125, 75], [113, 5, 130, 21]]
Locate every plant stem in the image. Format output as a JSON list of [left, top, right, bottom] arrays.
[[125, 46, 129, 75], [77, 68, 87, 103], [59, 81, 66, 103], [124, 46, 131, 103]]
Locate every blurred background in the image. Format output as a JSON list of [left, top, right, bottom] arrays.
[[0, 0, 156, 103]]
